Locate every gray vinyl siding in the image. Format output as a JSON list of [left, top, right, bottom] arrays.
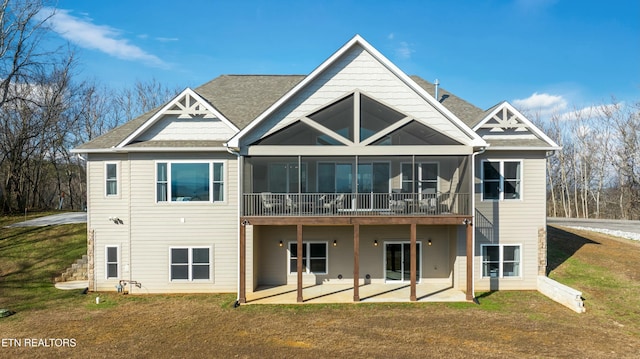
[[474, 151, 547, 290], [86, 154, 132, 291], [88, 152, 239, 293], [137, 114, 236, 142]]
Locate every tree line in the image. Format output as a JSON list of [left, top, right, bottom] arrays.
[[527, 100, 640, 220], [1, 1, 638, 220], [0, 0, 179, 214]]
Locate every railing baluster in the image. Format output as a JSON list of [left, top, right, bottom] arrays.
[[241, 193, 470, 217]]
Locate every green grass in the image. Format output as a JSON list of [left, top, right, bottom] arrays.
[[2, 215, 639, 337], [0, 213, 87, 312]]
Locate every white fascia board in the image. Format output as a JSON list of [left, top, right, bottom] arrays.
[[116, 88, 239, 149], [474, 102, 560, 149], [484, 146, 562, 151], [70, 146, 229, 154]]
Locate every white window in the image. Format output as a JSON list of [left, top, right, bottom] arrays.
[[482, 244, 521, 278], [482, 160, 522, 200], [288, 242, 327, 274], [170, 247, 212, 281], [105, 245, 119, 279], [156, 161, 225, 202], [105, 162, 118, 196]]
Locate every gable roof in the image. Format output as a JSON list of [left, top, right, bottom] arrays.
[[473, 101, 560, 150], [115, 88, 239, 149], [226, 35, 486, 149], [73, 35, 556, 153]]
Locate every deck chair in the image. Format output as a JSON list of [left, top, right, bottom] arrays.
[[418, 188, 438, 214], [389, 190, 407, 213], [261, 192, 282, 214], [318, 194, 345, 212]]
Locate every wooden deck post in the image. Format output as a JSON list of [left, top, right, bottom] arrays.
[[239, 220, 246, 304], [297, 224, 303, 303], [410, 223, 417, 301], [465, 219, 474, 301], [353, 224, 360, 302]]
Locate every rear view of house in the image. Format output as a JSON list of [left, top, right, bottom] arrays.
[[72, 35, 559, 303]]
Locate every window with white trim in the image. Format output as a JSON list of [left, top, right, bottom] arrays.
[[288, 242, 327, 274], [482, 160, 522, 200], [105, 246, 119, 279], [170, 247, 211, 281], [482, 244, 521, 278], [156, 161, 225, 202], [105, 162, 118, 196]]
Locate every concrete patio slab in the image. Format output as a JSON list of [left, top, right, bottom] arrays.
[[245, 283, 467, 304], [55, 280, 89, 290]]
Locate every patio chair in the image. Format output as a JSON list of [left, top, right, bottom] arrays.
[[285, 194, 299, 213], [261, 192, 283, 214], [318, 194, 345, 213], [389, 190, 407, 213], [418, 189, 438, 214]]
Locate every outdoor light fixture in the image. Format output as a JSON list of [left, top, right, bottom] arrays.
[[279, 240, 283, 247], [374, 240, 378, 247], [428, 239, 432, 246], [333, 240, 337, 247]]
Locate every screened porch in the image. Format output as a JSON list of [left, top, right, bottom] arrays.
[[241, 155, 472, 217]]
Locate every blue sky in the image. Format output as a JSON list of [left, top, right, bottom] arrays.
[[45, 0, 638, 117]]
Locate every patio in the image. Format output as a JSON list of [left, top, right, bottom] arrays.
[[245, 282, 467, 304]]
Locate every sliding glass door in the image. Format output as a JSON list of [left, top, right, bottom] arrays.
[[385, 242, 421, 282]]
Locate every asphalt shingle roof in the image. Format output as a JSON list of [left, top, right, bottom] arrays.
[[74, 74, 550, 151]]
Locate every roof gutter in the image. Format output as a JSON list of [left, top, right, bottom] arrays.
[[70, 146, 230, 154]]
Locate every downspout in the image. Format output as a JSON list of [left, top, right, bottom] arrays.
[[471, 146, 486, 303], [226, 145, 242, 305], [127, 153, 133, 293], [76, 153, 95, 291]]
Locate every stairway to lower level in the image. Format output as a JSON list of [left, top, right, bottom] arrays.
[[55, 255, 88, 282]]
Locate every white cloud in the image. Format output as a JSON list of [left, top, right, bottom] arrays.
[[387, 33, 395, 40], [513, 92, 568, 117], [395, 41, 414, 60], [39, 8, 168, 69]]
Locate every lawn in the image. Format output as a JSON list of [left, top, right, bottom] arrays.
[[1, 214, 639, 358]]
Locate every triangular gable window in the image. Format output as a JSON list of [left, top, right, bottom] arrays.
[[360, 94, 406, 142], [253, 121, 345, 146], [371, 120, 462, 146], [251, 92, 460, 146], [308, 94, 354, 142]]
